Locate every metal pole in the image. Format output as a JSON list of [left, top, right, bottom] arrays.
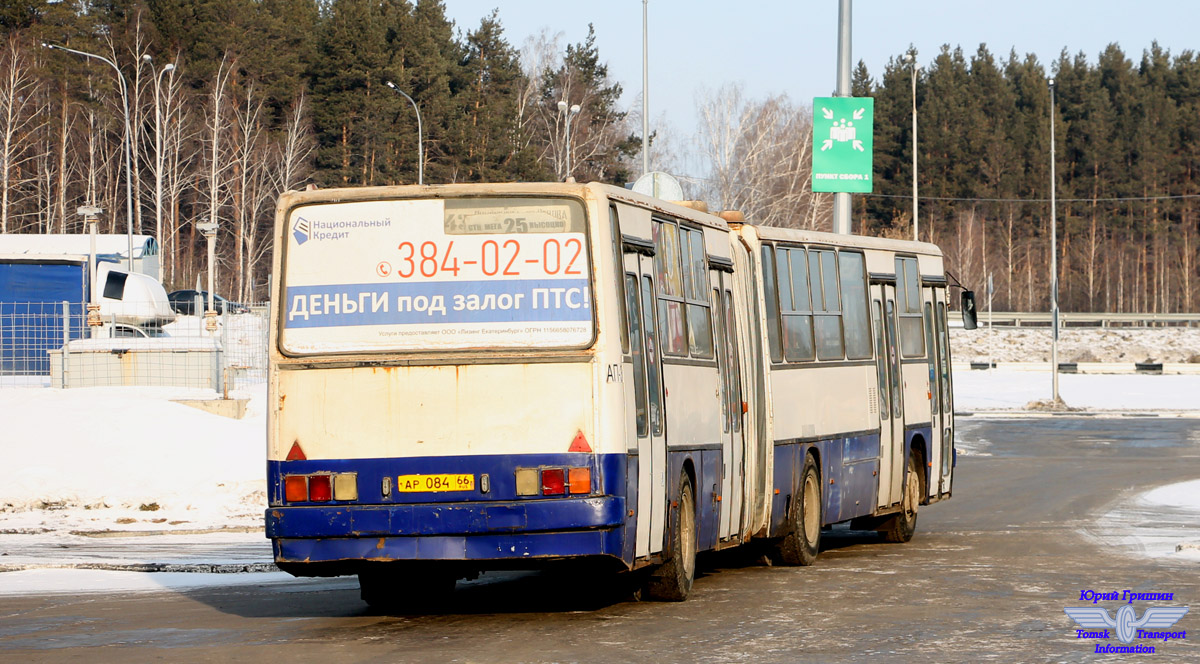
[[1049, 78, 1060, 402], [386, 82, 423, 185], [642, 0, 650, 176], [44, 44, 135, 270], [146, 58, 174, 281], [910, 57, 919, 242], [832, 0, 853, 234]]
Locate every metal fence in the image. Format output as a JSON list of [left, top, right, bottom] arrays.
[[951, 311, 1200, 328], [0, 300, 269, 392]]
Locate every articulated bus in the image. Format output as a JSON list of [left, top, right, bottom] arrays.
[[265, 182, 976, 607]]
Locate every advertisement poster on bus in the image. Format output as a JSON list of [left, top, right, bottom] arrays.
[[281, 197, 592, 353]]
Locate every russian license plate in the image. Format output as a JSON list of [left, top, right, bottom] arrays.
[[396, 473, 475, 493]]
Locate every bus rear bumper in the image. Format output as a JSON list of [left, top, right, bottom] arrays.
[[266, 496, 626, 566]]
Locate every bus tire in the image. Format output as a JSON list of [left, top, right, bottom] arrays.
[[881, 451, 921, 543], [358, 566, 456, 611], [646, 474, 697, 601], [775, 453, 821, 566]]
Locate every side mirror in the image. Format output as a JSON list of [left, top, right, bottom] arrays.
[[961, 290, 978, 330]]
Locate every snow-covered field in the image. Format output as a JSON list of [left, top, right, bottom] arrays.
[[1090, 479, 1200, 564], [951, 326, 1200, 364]]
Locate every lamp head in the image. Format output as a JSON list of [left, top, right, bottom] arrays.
[[163, 63, 175, 73], [142, 54, 152, 62], [557, 100, 568, 113], [570, 104, 581, 115], [386, 81, 396, 89]]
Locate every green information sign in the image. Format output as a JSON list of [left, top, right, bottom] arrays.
[[811, 96, 874, 193]]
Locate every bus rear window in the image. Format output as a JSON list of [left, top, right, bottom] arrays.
[[280, 197, 592, 355]]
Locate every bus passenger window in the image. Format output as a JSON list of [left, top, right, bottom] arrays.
[[760, 245, 783, 363], [626, 273, 648, 436], [683, 227, 713, 359], [810, 249, 844, 360], [839, 251, 871, 360], [896, 257, 925, 357], [654, 220, 688, 356], [781, 248, 814, 362]]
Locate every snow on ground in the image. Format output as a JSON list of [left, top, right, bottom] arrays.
[[1089, 478, 1200, 564], [951, 326, 1200, 364], [953, 369, 1200, 412], [2, 384, 267, 533]]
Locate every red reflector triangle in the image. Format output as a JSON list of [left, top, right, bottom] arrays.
[[569, 431, 591, 453], [286, 441, 307, 461]]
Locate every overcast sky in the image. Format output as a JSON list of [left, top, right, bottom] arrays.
[[443, 1, 1200, 174]]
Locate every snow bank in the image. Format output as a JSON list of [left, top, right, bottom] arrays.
[[951, 326, 1200, 364], [1091, 478, 1200, 563], [2, 384, 267, 532]]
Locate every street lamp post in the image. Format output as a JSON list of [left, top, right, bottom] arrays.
[[642, 0, 650, 176], [144, 55, 175, 279], [905, 53, 919, 242], [385, 81, 423, 185], [1048, 77, 1060, 403], [557, 100, 581, 180], [43, 43, 135, 271]]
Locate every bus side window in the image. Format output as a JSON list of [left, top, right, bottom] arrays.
[[937, 301, 952, 415], [626, 273, 648, 436], [781, 247, 815, 362], [839, 251, 871, 360], [896, 257, 925, 357], [653, 220, 688, 357], [682, 227, 713, 359], [810, 249, 844, 360], [612, 206, 628, 354], [760, 244, 783, 363]]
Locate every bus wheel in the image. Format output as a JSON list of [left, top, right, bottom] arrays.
[[881, 452, 921, 543], [646, 474, 697, 601], [358, 566, 456, 611], [775, 453, 821, 566]]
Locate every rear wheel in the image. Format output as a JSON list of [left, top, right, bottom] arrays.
[[358, 565, 456, 611], [880, 451, 922, 543], [646, 473, 697, 601], [775, 453, 821, 566]]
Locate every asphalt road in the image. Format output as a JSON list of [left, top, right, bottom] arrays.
[[2, 417, 1199, 663]]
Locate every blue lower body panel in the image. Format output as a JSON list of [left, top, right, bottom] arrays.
[[266, 452, 629, 570]]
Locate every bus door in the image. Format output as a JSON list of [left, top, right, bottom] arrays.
[[872, 283, 905, 508], [923, 289, 944, 498], [934, 289, 954, 494], [713, 274, 744, 540], [623, 250, 667, 557]]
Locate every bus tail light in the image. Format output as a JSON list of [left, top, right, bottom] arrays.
[[568, 467, 590, 494], [542, 468, 566, 495], [309, 475, 332, 502], [284, 475, 307, 502]]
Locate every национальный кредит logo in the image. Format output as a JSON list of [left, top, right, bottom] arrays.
[[1066, 590, 1188, 655]]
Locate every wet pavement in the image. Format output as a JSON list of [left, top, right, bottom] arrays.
[[1, 416, 1198, 663]]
